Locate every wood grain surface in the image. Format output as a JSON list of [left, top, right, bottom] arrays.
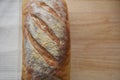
[[66, 0, 120, 80]]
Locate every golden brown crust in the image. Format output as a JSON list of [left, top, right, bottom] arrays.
[[24, 27, 58, 66], [31, 14, 60, 46], [22, 0, 70, 80]]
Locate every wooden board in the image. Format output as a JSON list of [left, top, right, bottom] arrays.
[[66, 0, 120, 80]]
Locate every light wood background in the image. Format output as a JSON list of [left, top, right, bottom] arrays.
[[66, 0, 120, 80]]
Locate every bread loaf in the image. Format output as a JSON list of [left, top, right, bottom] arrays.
[[22, 0, 70, 80]]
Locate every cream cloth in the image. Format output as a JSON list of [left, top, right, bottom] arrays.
[[0, 0, 21, 80]]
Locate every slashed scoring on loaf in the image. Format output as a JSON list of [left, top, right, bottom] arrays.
[[23, 0, 69, 80]]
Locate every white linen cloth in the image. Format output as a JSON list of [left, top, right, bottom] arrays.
[[0, 0, 21, 80]]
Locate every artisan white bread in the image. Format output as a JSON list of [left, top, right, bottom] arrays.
[[22, 0, 70, 80]]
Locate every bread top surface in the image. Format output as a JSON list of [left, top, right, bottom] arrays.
[[22, 0, 70, 79]]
